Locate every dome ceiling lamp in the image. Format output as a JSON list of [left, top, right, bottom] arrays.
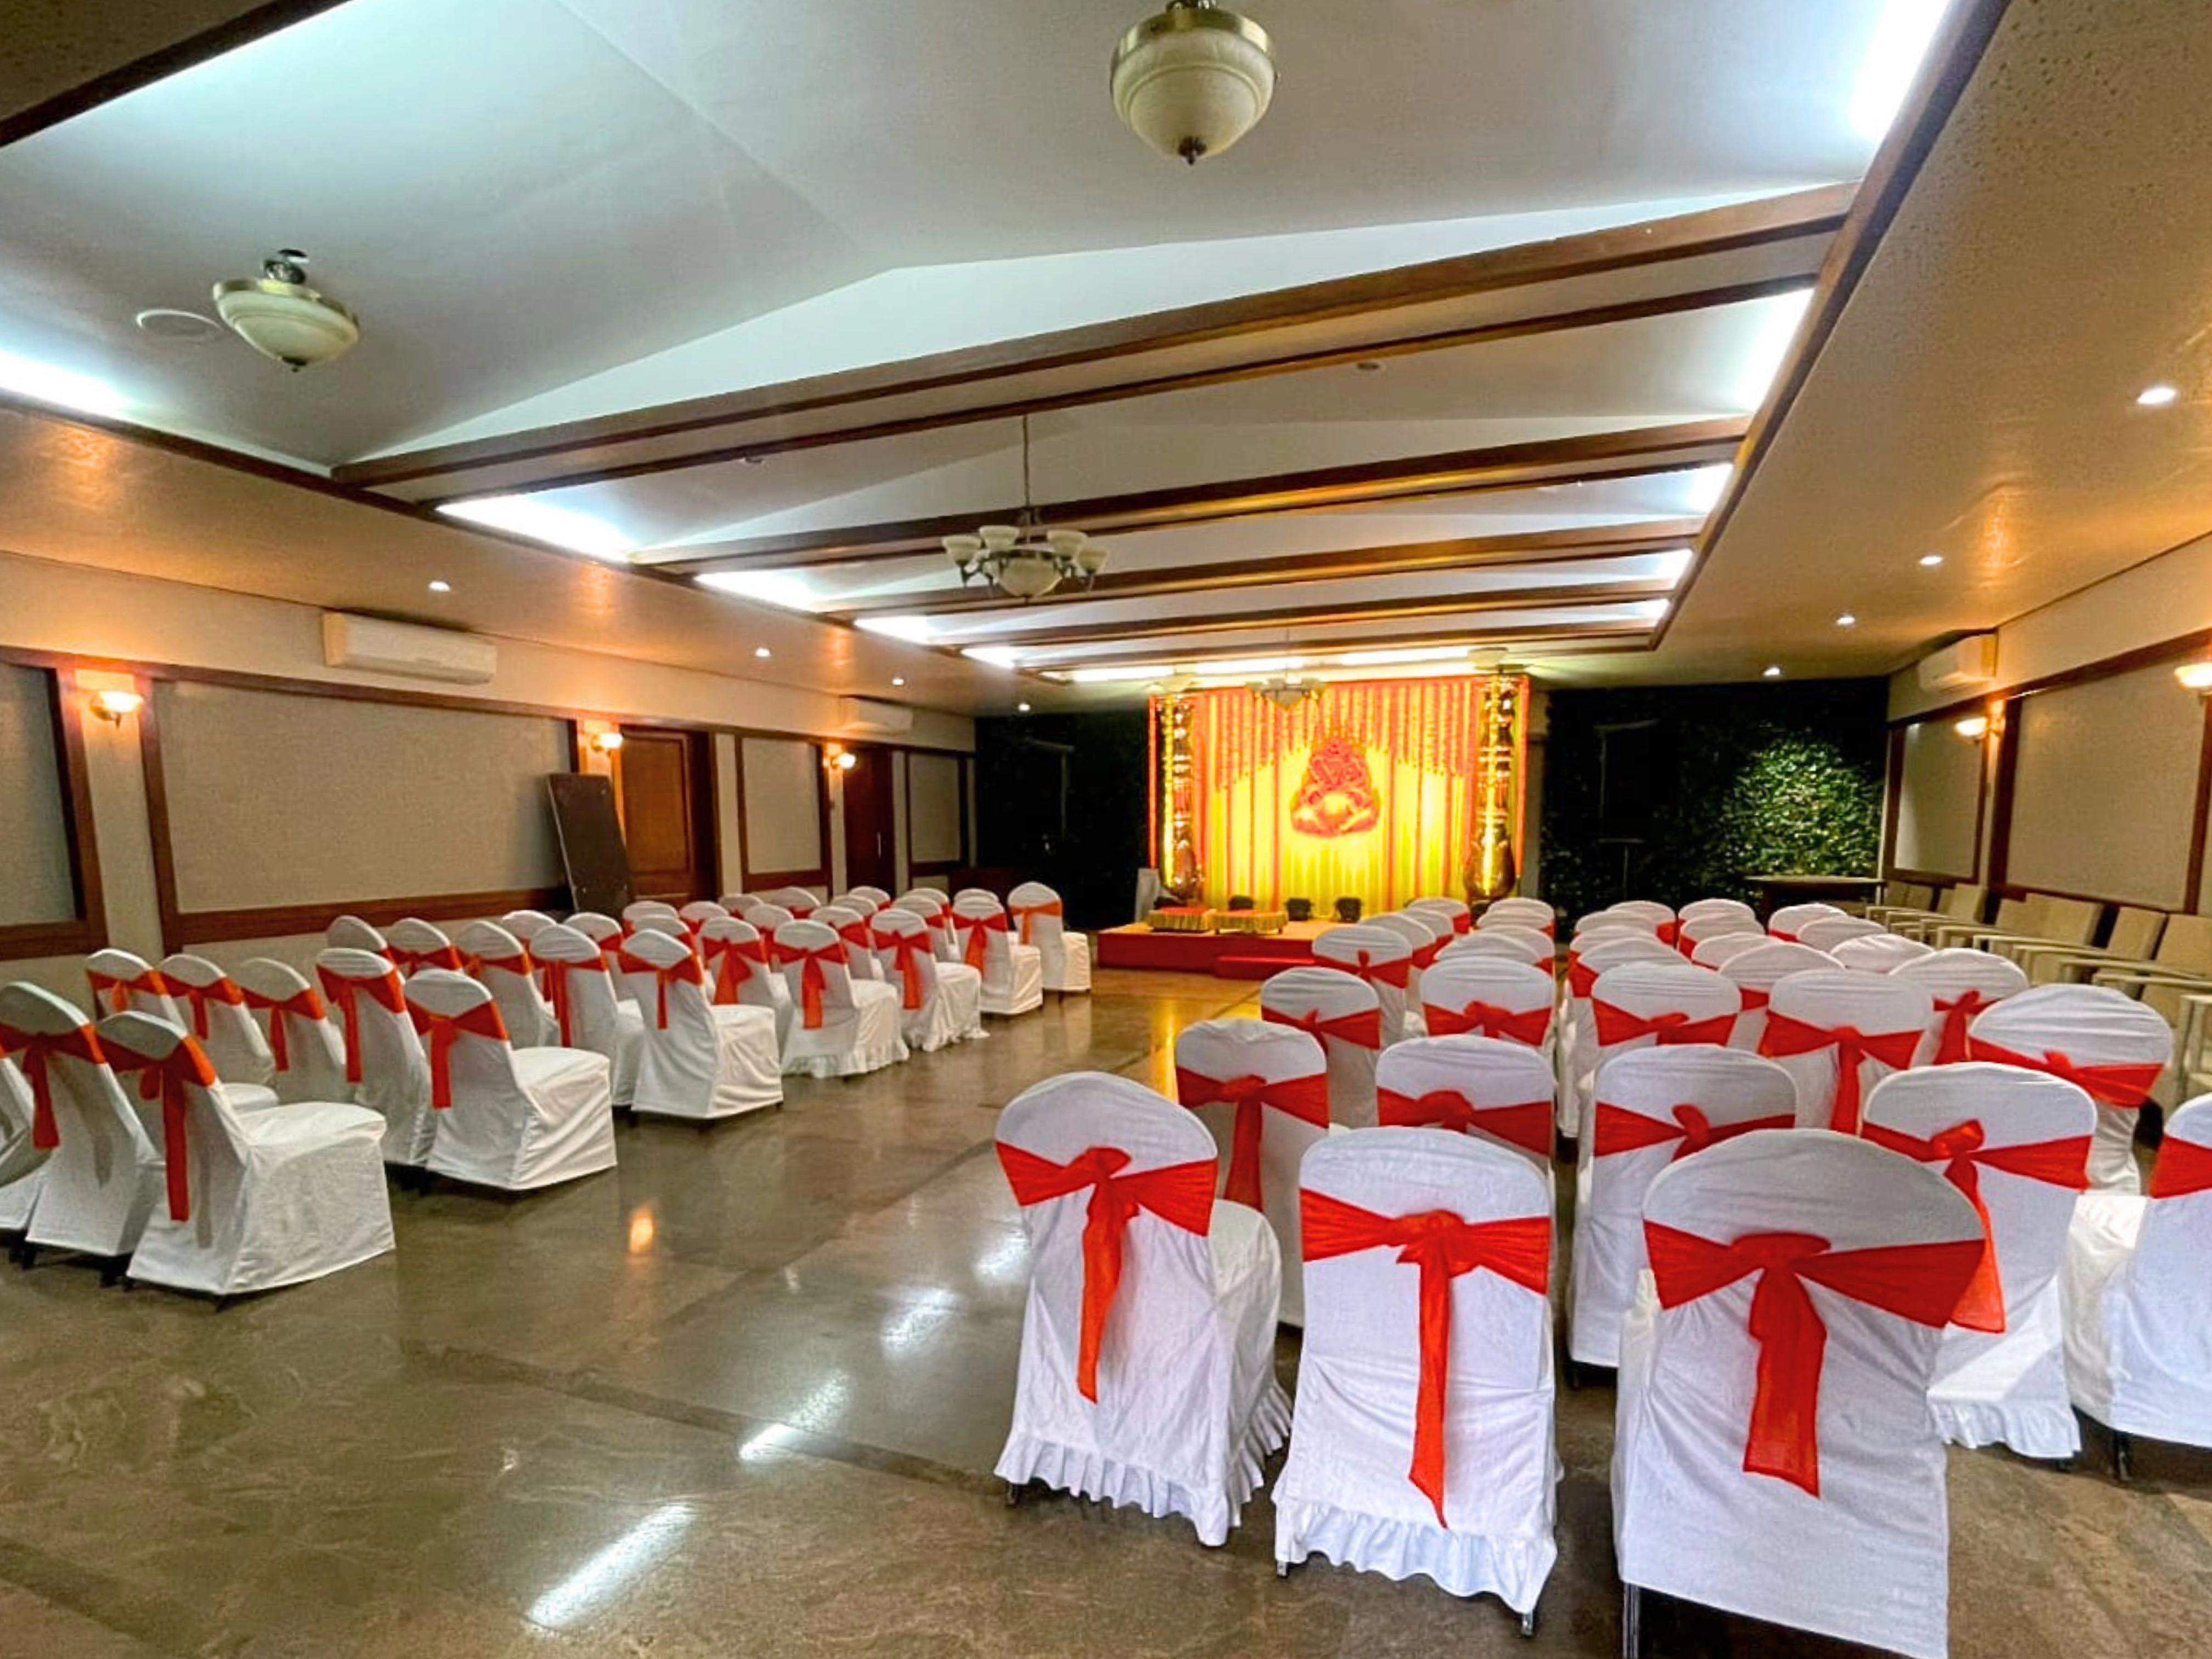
[[943, 415, 1107, 600], [1249, 671, 1323, 710], [212, 249, 360, 370], [1111, 0, 1277, 165]]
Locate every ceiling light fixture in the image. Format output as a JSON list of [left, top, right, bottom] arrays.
[[1918, 552, 1944, 567], [212, 249, 360, 370], [891, 676, 906, 687], [2137, 383, 2180, 408], [754, 647, 772, 659], [943, 416, 1107, 600], [439, 495, 633, 562], [1762, 664, 1784, 679], [1248, 671, 1323, 710], [1836, 612, 1858, 627], [1110, 0, 1276, 165], [1849, 0, 1951, 142], [1017, 702, 1033, 713], [427, 579, 451, 593]]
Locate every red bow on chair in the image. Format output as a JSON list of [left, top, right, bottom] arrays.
[[171, 975, 245, 1041], [1377, 1085, 1553, 1158], [954, 911, 1007, 972], [1736, 985, 1771, 1012], [460, 945, 534, 986], [2151, 1137, 2212, 1199], [1262, 1003, 1383, 1051], [1592, 1001, 1737, 1048], [1410, 936, 1446, 971], [1566, 960, 1600, 1000], [0, 1019, 105, 1150], [316, 966, 407, 1086], [1009, 898, 1061, 946], [1861, 1118, 2089, 1332], [1657, 921, 1680, 947], [390, 941, 465, 975], [407, 999, 509, 1110], [1174, 1068, 1329, 1208], [86, 964, 171, 1015], [1423, 1000, 1550, 1046], [1338, 949, 1410, 990], [238, 982, 326, 1073], [1928, 989, 1999, 1064], [836, 916, 876, 961], [1644, 1222, 1983, 1496], [1590, 1102, 1795, 1163], [772, 939, 845, 1029], [997, 1142, 1215, 1401], [1757, 1014, 1920, 1133], [106, 1039, 218, 1221], [1301, 1191, 1550, 1526], [1964, 1041, 2163, 1109], [874, 926, 932, 1011], [538, 956, 608, 1046], [700, 934, 767, 1006], [617, 947, 705, 1030]]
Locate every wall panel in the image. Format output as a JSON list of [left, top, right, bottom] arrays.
[[0, 664, 75, 927], [1891, 716, 1983, 878], [907, 751, 963, 867], [740, 737, 823, 878]]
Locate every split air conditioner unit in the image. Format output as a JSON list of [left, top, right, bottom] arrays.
[[321, 612, 497, 684], [838, 697, 914, 736], [1916, 633, 1996, 692]]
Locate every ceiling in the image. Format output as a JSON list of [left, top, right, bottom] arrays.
[[3, 0, 2203, 714]]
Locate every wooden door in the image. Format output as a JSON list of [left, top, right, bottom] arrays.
[[617, 727, 714, 902], [841, 746, 896, 894]]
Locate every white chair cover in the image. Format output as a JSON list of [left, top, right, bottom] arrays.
[[159, 953, 275, 1088], [1675, 911, 1764, 960], [454, 921, 557, 1049], [1768, 901, 1847, 943], [2063, 1094, 2212, 1447], [1689, 930, 1774, 970], [1714, 940, 1839, 1053], [1568, 1045, 1797, 1367], [951, 893, 1044, 1017], [1369, 911, 1445, 1017], [531, 923, 644, 1107], [993, 1072, 1288, 1545], [1757, 968, 1931, 1133], [616, 927, 782, 1120], [315, 949, 434, 1166], [1274, 1129, 1556, 1612], [405, 970, 616, 1190], [1613, 1132, 1983, 1659], [1795, 915, 1886, 953], [1479, 895, 1554, 936], [678, 900, 730, 938], [326, 914, 391, 958], [3, 982, 157, 1261], [1609, 900, 1677, 944], [498, 909, 556, 947], [0, 1051, 46, 1233], [848, 884, 891, 907], [1831, 931, 1935, 973], [1576, 962, 1742, 1141], [84, 948, 182, 1024], [1174, 1017, 1328, 1324], [1893, 947, 2030, 1066], [815, 902, 885, 983], [622, 900, 684, 939], [765, 886, 822, 918], [722, 893, 761, 916], [1677, 896, 1757, 932], [385, 916, 465, 977], [698, 915, 788, 1015], [1967, 984, 2172, 1194], [1862, 1064, 2097, 1458], [1407, 895, 1473, 937], [233, 958, 349, 1107], [1440, 923, 1551, 968], [743, 903, 795, 937], [1260, 967, 1382, 1128], [831, 891, 881, 922], [565, 911, 626, 967], [771, 918, 908, 1077], [1419, 956, 1554, 1060], [1312, 924, 1415, 1045], [1377, 1035, 1556, 1168], [1009, 881, 1092, 994], [99, 1011, 391, 1297], [1558, 934, 1687, 1132], [897, 889, 958, 963], [872, 907, 983, 1053], [1571, 906, 1644, 940]]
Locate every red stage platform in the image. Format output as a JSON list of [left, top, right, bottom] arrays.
[[1095, 919, 1328, 978]]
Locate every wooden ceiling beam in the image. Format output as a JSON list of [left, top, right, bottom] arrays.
[[1030, 618, 1655, 672]]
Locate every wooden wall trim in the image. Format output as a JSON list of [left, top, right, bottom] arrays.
[[2189, 698, 2212, 912], [1982, 695, 2023, 893], [0, 659, 109, 961], [165, 888, 572, 950]]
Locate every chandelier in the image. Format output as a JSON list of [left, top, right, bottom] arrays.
[[1249, 672, 1323, 710], [1111, 1, 1277, 165], [943, 416, 1107, 600]]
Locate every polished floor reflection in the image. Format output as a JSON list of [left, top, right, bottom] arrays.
[[2, 969, 2207, 1656]]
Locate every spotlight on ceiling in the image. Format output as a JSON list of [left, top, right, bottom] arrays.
[[212, 250, 359, 370], [1762, 664, 1784, 679], [1111, 0, 1276, 165], [1918, 552, 1945, 567], [2137, 383, 2180, 408]]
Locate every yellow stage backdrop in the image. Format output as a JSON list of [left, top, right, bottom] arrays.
[[1155, 677, 1518, 912]]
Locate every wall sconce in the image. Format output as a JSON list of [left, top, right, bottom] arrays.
[[586, 725, 624, 755], [1953, 714, 1989, 741], [88, 688, 144, 724], [824, 744, 858, 772], [2176, 660, 2212, 696]]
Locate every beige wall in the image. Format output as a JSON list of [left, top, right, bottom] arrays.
[[1892, 716, 1983, 878], [739, 738, 823, 881]]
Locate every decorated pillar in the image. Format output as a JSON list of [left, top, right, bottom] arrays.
[[1465, 672, 1530, 902], [1153, 693, 1201, 901]]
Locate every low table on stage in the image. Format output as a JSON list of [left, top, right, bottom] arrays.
[[1099, 916, 1326, 977], [1750, 873, 1886, 916]]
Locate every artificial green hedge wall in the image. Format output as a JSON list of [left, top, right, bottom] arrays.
[[1538, 679, 1887, 926]]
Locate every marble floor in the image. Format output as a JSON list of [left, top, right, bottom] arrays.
[[2, 968, 2209, 1657]]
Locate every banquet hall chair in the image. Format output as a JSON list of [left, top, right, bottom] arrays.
[[98, 1011, 391, 1299], [848, 884, 891, 908], [404, 970, 616, 1189], [816, 903, 887, 983], [1677, 896, 1758, 934], [1407, 894, 1472, 936], [159, 954, 275, 1088], [1676, 909, 1765, 960], [4, 981, 158, 1274], [872, 906, 982, 1052], [1175, 1017, 1329, 1323], [1767, 901, 1848, 943], [1795, 916, 1886, 954], [233, 958, 349, 1107], [529, 923, 642, 1107], [765, 886, 821, 918], [952, 893, 1044, 1017], [386, 917, 466, 976], [1689, 929, 1774, 970], [326, 913, 393, 960], [1260, 966, 1383, 1127], [678, 900, 729, 939], [622, 900, 685, 939], [831, 891, 881, 922], [1609, 900, 1677, 943], [616, 927, 782, 1121], [1378, 1034, 1555, 1169], [1273, 1128, 1555, 1628], [699, 915, 787, 1014], [1312, 924, 1415, 1044], [315, 949, 435, 1168], [0, 1050, 47, 1238], [566, 911, 627, 972], [499, 909, 556, 949], [1438, 923, 1551, 969], [1861, 1064, 2096, 1459], [1757, 968, 1931, 1133], [1370, 912, 1444, 1020], [1558, 934, 1686, 1132], [1613, 1131, 1983, 1659], [1568, 1045, 1796, 1370], [743, 903, 795, 940], [993, 1071, 1287, 1544], [1714, 939, 1837, 1052], [1968, 984, 2172, 1193], [1009, 881, 1091, 994], [1574, 961, 1742, 1141], [2063, 1092, 2212, 1477], [1891, 946, 2029, 1065], [1890, 882, 1988, 941], [84, 949, 180, 1022], [1419, 956, 1554, 1057], [772, 918, 907, 1076], [896, 889, 958, 963], [1478, 894, 1553, 936], [721, 893, 761, 917], [454, 921, 556, 1048], [1831, 931, 1935, 972]]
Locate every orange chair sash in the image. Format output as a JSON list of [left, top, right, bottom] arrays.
[[1173, 1068, 1329, 1207], [1376, 1085, 1552, 1158], [0, 1019, 105, 1149], [107, 1039, 218, 1221]]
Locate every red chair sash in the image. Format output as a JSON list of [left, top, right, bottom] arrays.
[[0, 1020, 105, 1149], [172, 975, 245, 1040], [86, 965, 171, 1015], [1965, 1041, 2163, 1109], [1376, 1085, 1552, 1158], [1657, 920, 1680, 947], [106, 1040, 217, 1221], [1335, 949, 1410, 990], [997, 1142, 1215, 1401], [460, 945, 534, 985], [1929, 989, 1998, 1064], [700, 935, 767, 1006], [1566, 960, 1599, 1000], [1423, 999, 1549, 1046], [1592, 1000, 1737, 1049], [407, 1000, 510, 1110], [617, 947, 706, 1030], [238, 983, 326, 1073], [836, 918, 876, 959], [1173, 1068, 1329, 1207], [539, 956, 608, 1046], [772, 940, 845, 1029], [1757, 1012, 1920, 1133], [1010, 898, 1061, 946], [1736, 985, 1771, 1012], [1861, 1118, 2090, 1332], [390, 942, 466, 975], [874, 927, 932, 1011], [1411, 936, 1445, 970], [316, 966, 407, 1085], [954, 911, 1008, 972], [1301, 1190, 1550, 1525], [1769, 928, 1801, 944], [2150, 1137, 2212, 1199], [1590, 1102, 1795, 1163], [1261, 1002, 1383, 1051], [1644, 1221, 1983, 1496]]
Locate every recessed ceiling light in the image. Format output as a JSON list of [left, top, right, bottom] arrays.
[[133, 307, 221, 343], [2137, 383, 2180, 408], [1918, 552, 1944, 567], [1836, 612, 1857, 627], [754, 647, 772, 659], [1355, 360, 1384, 373], [1762, 664, 1783, 679], [891, 676, 905, 687], [742, 454, 766, 465], [1017, 702, 1032, 713], [427, 579, 451, 593]]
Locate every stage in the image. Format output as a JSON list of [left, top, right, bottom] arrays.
[[1094, 918, 1328, 978]]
